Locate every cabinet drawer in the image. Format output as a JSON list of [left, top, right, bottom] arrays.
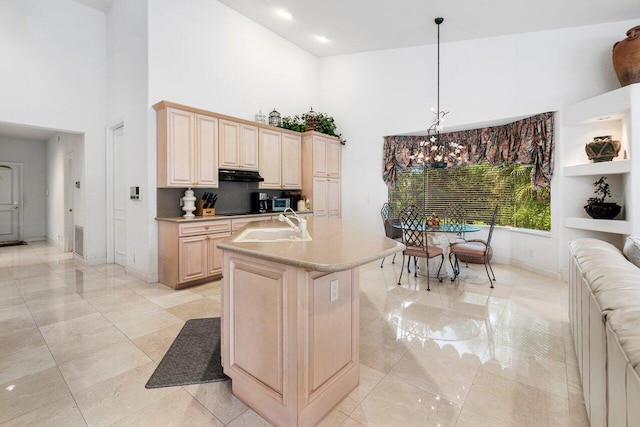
[[179, 220, 231, 237]]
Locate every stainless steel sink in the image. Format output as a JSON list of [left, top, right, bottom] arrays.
[[234, 227, 313, 243]]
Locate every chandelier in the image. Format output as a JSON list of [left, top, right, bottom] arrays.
[[415, 17, 462, 169]]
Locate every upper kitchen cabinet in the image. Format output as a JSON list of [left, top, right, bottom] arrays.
[[303, 132, 341, 179], [302, 131, 342, 218], [258, 128, 302, 189], [154, 102, 219, 188], [219, 119, 259, 171]]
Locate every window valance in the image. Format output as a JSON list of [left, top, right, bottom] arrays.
[[383, 112, 554, 190]]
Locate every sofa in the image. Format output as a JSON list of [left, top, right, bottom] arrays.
[[569, 238, 640, 427]]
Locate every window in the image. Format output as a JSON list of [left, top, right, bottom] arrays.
[[388, 163, 551, 231]]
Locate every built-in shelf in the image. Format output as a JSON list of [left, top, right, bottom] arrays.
[[563, 159, 631, 177], [564, 217, 632, 235]]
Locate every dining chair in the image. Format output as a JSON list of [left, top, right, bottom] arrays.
[[397, 206, 444, 291], [380, 203, 403, 268], [449, 206, 498, 287], [443, 203, 467, 242]]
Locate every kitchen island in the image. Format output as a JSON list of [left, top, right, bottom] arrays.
[[218, 217, 404, 426]]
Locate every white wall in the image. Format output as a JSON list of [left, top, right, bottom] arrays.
[[318, 20, 638, 276], [0, 0, 107, 263], [0, 137, 46, 241], [148, 0, 319, 120], [107, 0, 150, 279], [46, 133, 84, 251]]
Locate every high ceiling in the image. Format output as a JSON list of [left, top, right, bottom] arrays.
[[6, 0, 636, 139], [218, 0, 640, 57]]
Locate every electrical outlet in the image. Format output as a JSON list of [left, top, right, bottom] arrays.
[[528, 249, 533, 258], [330, 280, 338, 302]]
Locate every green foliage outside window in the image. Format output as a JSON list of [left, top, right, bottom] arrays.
[[388, 163, 551, 231]]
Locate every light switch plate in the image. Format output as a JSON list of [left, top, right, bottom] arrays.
[[330, 280, 338, 302]]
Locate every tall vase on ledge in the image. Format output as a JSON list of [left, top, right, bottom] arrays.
[[182, 188, 196, 218]]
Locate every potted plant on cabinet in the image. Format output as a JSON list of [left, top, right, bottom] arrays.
[[584, 176, 622, 219], [278, 109, 346, 145]]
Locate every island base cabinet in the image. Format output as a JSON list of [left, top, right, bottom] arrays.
[[221, 252, 360, 426]]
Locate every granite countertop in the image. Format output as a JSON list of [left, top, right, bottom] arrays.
[[156, 211, 312, 223], [217, 217, 405, 272]]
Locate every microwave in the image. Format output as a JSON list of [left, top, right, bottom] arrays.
[[271, 197, 290, 212]]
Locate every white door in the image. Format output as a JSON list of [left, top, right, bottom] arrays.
[[0, 162, 22, 242], [64, 154, 74, 252], [114, 126, 126, 266]]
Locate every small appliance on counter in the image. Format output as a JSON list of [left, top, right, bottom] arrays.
[[271, 197, 290, 212], [282, 191, 303, 211], [251, 192, 270, 213]]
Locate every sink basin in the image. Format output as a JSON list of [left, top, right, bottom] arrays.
[[234, 227, 313, 243]]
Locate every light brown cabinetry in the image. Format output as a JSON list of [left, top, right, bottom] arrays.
[[158, 219, 231, 289], [219, 119, 258, 170], [302, 132, 342, 217], [259, 129, 302, 189], [222, 252, 358, 426], [155, 106, 219, 188]]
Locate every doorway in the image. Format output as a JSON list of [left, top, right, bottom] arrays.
[[64, 153, 74, 252], [0, 161, 23, 243], [109, 124, 127, 266]]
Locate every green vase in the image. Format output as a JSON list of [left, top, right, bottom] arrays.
[[585, 136, 621, 162]]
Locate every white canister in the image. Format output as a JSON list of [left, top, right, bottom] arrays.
[[297, 199, 306, 212]]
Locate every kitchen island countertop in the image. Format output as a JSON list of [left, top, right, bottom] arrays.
[[218, 217, 404, 272]]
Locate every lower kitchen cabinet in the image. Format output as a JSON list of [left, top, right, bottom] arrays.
[[158, 219, 231, 289]]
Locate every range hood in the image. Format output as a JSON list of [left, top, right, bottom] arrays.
[[219, 169, 264, 182]]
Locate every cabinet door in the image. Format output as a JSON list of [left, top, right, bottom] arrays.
[[167, 108, 194, 187], [327, 178, 341, 218], [281, 133, 301, 189], [208, 234, 228, 276], [326, 139, 341, 178], [179, 235, 208, 283], [313, 177, 328, 217], [259, 128, 282, 189], [219, 119, 241, 169], [313, 136, 328, 177], [240, 124, 259, 170], [195, 114, 218, 187]]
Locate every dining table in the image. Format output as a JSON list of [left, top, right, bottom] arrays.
[[392, 221, 482, 278]]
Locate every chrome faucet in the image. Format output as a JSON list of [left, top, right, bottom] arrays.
[[278, 208, 308, 238]]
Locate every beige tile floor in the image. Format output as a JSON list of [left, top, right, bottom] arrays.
[[0, 242, 588, 426]]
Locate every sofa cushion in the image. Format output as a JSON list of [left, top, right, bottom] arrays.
[[623, 236, 640, 269], [606, 308, 640, 375]]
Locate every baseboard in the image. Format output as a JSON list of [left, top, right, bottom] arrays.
[[511, 258, 562, 280], [23, 236, 45, 243], [45, 236, 64, 250], [125, 265, 157, 284]]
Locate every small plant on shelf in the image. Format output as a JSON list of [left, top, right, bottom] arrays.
[[584, 176, 621, 219], [588, 176, 611, 204]]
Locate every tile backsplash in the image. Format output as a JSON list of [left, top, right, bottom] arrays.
[[157, 182, 288, 218]]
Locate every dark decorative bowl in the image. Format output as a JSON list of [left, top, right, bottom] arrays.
[[584, 202, 622, 219]]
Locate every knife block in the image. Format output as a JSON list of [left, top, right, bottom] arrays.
[[195, 200, 215, 216]]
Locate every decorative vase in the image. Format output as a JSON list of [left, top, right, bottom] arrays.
[[585, 135, 621, 162], [612, 25, 640, 87], [584, 202, 621, 219], [182, 188, 196, 218]]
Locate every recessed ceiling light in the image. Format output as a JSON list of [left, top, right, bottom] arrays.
[[315, 35, 330, 43], [276, 8, 293, 20]]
